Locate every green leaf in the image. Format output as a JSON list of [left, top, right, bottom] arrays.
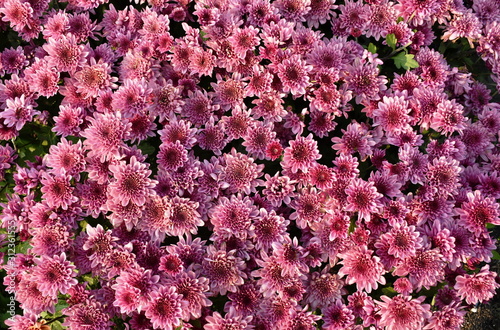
[[392, 52, 419, 70], [492, 250, 500, 260], [386, 34, 397, 50], [397, 16, 404, 23], [367, 43, 377, 54], [381, 286, 397, 297], [50, 320, 66, 330]]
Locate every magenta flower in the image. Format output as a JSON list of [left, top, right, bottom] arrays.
[[338, 246, 386, 293], [108, 156, 157, 207], [40, 171, 79, 210], [282, 134, 321, 174], [377, 295, 431, 330], [144, 286, 185, 330], [455, 265, 500, 304], [457, 190, 500, 235], [345, 178, 383, 222], [31, 253, 78, 297]]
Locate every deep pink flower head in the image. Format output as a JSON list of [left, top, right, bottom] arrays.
[[144, 286, 186, 330], [282, 134, 321, 173], [377, 295, 431, 330], [345, 178, 383, 222], [454, 265, 500, 304], [31, 252, 78, 297], [457, 190, 500, 235], [338, 245, 386, 293], [108, 156, 157, 207]]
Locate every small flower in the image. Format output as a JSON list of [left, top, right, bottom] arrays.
[[275, 53, 312, 96], [338, 246, 386, 293], [345, 178, 383, 222], [377, 295, 431, 330], [144, 286, 185, 330], [455, 265, 500, 304], [1, 95, 37, 130], [31, 253, 77, 297], [457, 190, 500, 234], [282, 134, 321, 173], [40, 171, 79, 210], [108, 156, 157, 207], [202, 246, 247, 295]]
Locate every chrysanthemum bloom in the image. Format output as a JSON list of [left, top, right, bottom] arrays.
[[139, 194, 171, 240], [281, 306, 320, 330], [40, 171, 79, 210], [423, 305, 466, 330], [31, 253, 77, 297], [5, 314, 50, 330], [345, 57, 387, 104], [275, 53, 312, 96], [393, 277, 413, 296], [455, 265, 500, 304], [107, 156, 157, 207], [81, 111, 131, 162], [113, 267, 161, 314], [112, 78, 151, 118], [74, 60, 116, 99], [16, 276, 57, 315], [442, 10, 482, 47], [457, 190, 500, 235], [345, 178, 383, 222], [377, 295, 431, 330], [250, 208, 289, 251], [202, 246, 246, 295], [157, 140, 188, 172], [305, 271, 344, 310], [228, 26, 260, 59], [252, 92, 288, 123], [212, 74, 246, 110], [63, 299, 112, 329], [425, 156, 462, 197], [83, 224, 118, 268], [45, 138, 85, 179], [30, 223, 72, 256], [372, 95, 411, 133], [143, 286, 185, 329], [168, 270, 212, 320], [210, 194, 257, 239], [1, 95, 37, 130], [181, 90, 217, 127], [430, 99, 466, 136], [242, 121, 277, 160], [23, 58, 60, 97], [338, 246, 386, 293], [322, 300, 355, 330], [197, 119, 227, 155], [205, 308, 253, 330], [158, 117, 197, 149], [377, 223, 423, 259], [282, 134, 321, 174], [52, 104, 84, 137], [332, 122, 376, 160], [221, 149, 264, 194], [165, 196, 202, 237], [0, 0, 33, 31], [289, 187, 325, 229], [393, 248, 446, 291], [43, 34, 87, 73]]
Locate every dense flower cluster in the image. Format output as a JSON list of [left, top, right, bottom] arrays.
[[1, 0, 500, 329]]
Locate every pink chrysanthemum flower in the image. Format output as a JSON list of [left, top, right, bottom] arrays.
[[322, 300, 355, 330], [81, 111, 131, 162], [31, 253, 77, 297], [24, 58, 60, 97], [275, 53, 312, 96], [425, 156, 462, 197], [423, 305, 465, 330], [83, 224, 118, 267], [345, 178, 383, 222], [242, 121, 277, 160], [228, 26, 261, 59], [63, 300, 112, 330], [262, 172, 296, 207], [345, 57, 387, 104], [169, 270, 212, 320], [182, 90, 218, 127], [393, 248, 446, 291], [338, 0, 371, 37], [338, 246, 386, 293], [377, 295, 431, 330], [1, 95, 37, 130], [210, 194, 257, 239], [285, 306, 321, 329], [442, 10, 482, 47], [112, 78, 151, 118], [31, 223, 71, 256], [221, 149, 264, 195], [376, 223, 423, 259], [113, 267, 161, 314], [157, 141, 188, 172], [455, 265, 500, 304], [43, 35, 87, 73], [305, 271, 344, 310], [290, 187, 325, 229], [251, 92, 288, 122], [393, 277, 413, 296], [202, 246, 247, 295], [0, 0, 33, 31], [205, 308, 253, 330], [332, 122, 376, 160], [45, 138, 85, 179], [52, 104, 84, 137], [158, 117, 197, 149], [212, 74, 246, 110], [282, 134, 321, 174], [144, 286, 185, 330], [16, 276, 57, 315], [74, 60, 117, 99], [372, 95, 411, 133], [457, 190, 500, 234], [40, 171, 78, 210], [165, 196, 202, 237], [430, 99, 465, 136], [225, 281, 261, 317]]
